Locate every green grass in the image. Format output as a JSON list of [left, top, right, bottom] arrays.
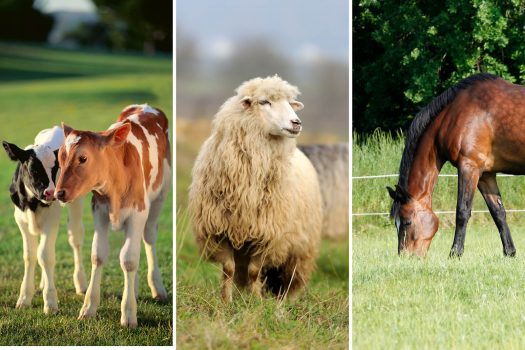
[[176, 122, 349, 349], [353, 130, 525, 349], [0, 42, 172, 345]]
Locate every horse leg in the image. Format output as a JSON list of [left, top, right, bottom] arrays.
[[478, 174, 516, 256], [450, 163, 480, 257]]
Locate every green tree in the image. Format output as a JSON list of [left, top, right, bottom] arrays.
[[353, 0, 525, 134], [0, 0, 53, 42], [93, 0, 172, 53]]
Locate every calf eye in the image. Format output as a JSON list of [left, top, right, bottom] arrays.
[[79, 155, 87, 164], [403, 220, 412, 226], [258, 100, 271, 106]]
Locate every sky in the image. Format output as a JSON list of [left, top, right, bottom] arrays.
[[177, 0, 349, 64]]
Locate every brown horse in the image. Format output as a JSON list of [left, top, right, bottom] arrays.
[[387, 73, 522, 257]]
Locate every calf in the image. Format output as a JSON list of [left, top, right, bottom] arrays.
[[54, 104, 171, 328], [2, 126, 87, 314]]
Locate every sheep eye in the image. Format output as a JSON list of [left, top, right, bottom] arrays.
[[258, 100, 271, 106], [79, 155, 87, 164]]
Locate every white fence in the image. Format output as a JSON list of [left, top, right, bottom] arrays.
[[352, 173, 522, 217]]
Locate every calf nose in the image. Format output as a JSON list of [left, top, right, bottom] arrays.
[[55, 189, 66, 201], [44, 189, 54, 198]]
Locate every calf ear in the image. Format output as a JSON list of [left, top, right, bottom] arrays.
[[2, 141, 29, 162], [62, 123, 73, 138], [105, 123, 131, 146], [290, 100, 304, 111]]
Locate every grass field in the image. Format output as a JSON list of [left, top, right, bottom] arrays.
[[176, 119, 349, 349], [0, 42, 172, 345], [353, 131, 525, 349]]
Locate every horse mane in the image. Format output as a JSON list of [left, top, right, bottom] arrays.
[[391, 72, 500, 217]]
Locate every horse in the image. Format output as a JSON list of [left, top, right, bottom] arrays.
[[387, 73, 523, 257]]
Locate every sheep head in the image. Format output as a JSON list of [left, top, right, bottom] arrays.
[[236, 75, 305, 138]]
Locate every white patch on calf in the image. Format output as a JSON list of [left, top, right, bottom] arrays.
[[122, 103, 159, 115], [65, 135, 81, 153], [129, 115, 159, 192], [395, 216, 401, 233]]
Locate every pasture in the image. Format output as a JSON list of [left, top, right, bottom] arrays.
[[176, 119, 349, 349], [0, 42, 172, 345], [353, 131, 525, 349]]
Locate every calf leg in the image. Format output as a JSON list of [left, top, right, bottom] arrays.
[[478, 174, 516, 256], [120, 212, 147, 328], [14, 209, 38, 308], [79, 204, 109, 319], [67, 197, 88, 294], [143, 191, 168, 302], [38, 210, 60, 314], [450, 162, 480, 257]]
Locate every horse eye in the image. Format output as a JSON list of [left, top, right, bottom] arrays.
[[258, 100, 271, 106], [79, 155, 87, 164]]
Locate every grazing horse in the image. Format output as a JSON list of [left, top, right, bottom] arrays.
[[387, 73, 520, 257]]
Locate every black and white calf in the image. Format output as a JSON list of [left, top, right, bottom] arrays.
[[2, 126, 87, 314]]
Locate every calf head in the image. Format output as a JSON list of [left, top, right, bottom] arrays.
[[2, 141, 59, 203], [55, 122, 131, 203]]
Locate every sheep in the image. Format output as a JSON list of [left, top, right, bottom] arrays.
[[298, 143, 349, 239], [189, 75, 322, 302]]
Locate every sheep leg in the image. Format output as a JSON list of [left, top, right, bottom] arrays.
[[214, 240, 235, 303], [247, 254, 263, 298]]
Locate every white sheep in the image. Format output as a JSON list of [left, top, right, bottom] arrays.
[[189, 75, 322, 301], [298, 143, 349, 239]]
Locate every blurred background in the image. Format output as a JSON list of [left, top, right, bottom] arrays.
[[0, 0, 172, 345], [176, 0, 349, 140]]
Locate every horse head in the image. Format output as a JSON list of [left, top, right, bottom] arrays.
[[387, 185, 439, 256]]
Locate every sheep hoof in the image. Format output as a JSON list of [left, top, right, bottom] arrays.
[[120, 316, 138, 328], [15, 298, 31, 309]]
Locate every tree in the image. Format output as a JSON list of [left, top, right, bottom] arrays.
[[93, 0, 172, 53], [0, 0, 54, 42], [353, 0, 525, 134]]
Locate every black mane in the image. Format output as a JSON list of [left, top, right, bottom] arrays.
[[390, 73, 500, 217]]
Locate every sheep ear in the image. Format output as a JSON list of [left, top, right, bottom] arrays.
[[291, 100, 304, 111], [240, 96, 252, 109]]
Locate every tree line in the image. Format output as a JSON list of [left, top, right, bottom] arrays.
[[353, 0, 525, 134]]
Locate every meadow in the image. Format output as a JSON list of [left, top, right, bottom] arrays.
[[0, 42, 172, 345], [176, 119, 349, 349], [353, 131, 525, 349]]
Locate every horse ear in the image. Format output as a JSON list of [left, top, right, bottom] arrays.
[[395, 185, 411, 204], [387, 186, 397, 200]]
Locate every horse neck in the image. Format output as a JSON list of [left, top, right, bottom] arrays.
[[406, 129, 443, 208]]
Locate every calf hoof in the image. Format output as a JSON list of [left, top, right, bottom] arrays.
[[44, 305, 58, 315], [504, 249, 516, 257], [120, 316, 138, 328], [15, 298, 32, 309], [75, 288, 87, 296], [78, 306, 97, 320], [153, 293, 168, 303]]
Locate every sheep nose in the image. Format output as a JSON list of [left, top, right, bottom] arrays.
[[291, 118, 302, 131], [55, 189, 66, 201]]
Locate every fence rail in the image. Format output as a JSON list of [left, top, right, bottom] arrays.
[[353, 173, 522, 217]]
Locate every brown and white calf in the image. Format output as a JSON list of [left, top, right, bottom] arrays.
[[54, 104, 171, 327]]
